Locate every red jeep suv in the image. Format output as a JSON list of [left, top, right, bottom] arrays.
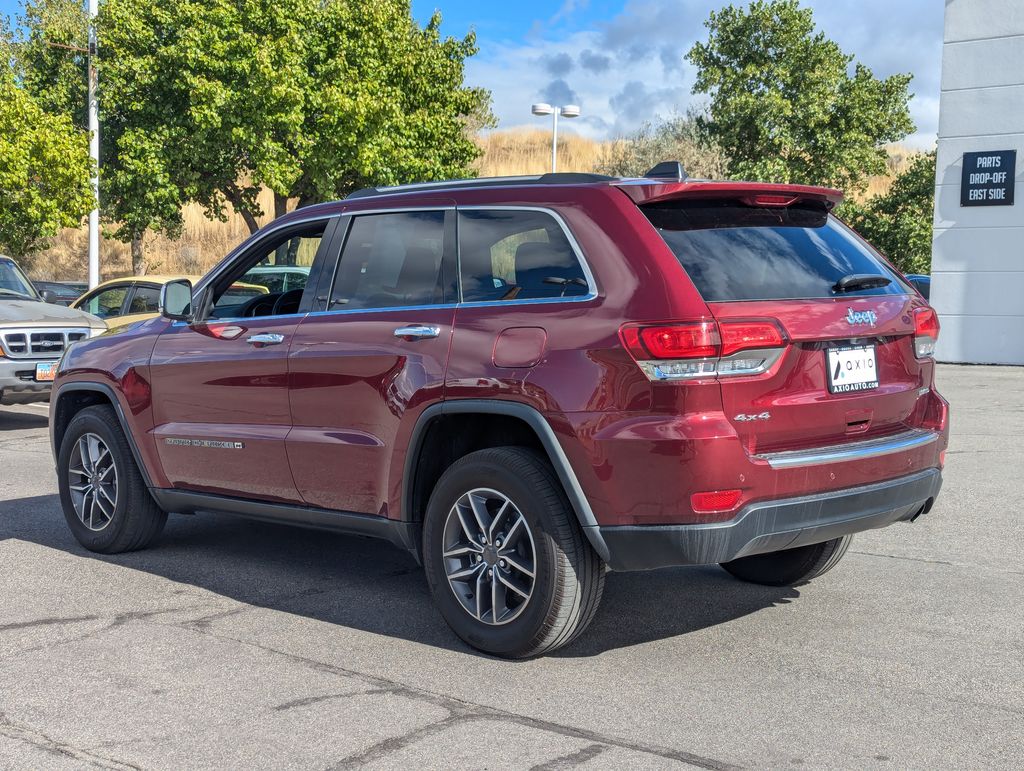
[[49, 165, 949, 657]]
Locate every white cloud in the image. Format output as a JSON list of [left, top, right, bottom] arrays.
[[468, 0, 942, 150]]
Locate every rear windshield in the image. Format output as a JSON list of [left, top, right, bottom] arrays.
[[641, 199, 909, 301]]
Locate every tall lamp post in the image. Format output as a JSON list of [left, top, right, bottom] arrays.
[[531, 103, 580, 173], [87, 0, 99, 288]]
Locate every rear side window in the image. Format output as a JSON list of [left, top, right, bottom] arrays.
[[641, 199, 909, 301], [330, 211, 446, 310], [458, 209, 590, 302]]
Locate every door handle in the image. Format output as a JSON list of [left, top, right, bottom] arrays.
[[247, 332, 286, 347], [393, 324, 441, 340]]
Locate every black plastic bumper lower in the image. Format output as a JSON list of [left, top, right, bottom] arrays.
[[600, 468, 943, 571]]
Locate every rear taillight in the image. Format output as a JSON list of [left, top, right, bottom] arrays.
[[620, 319, 786, 381], [913, 307, 940, 358]]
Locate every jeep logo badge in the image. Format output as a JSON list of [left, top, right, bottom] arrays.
[[846, 308, 877, 326]]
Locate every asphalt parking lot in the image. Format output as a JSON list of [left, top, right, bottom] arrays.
[[1, 363, 1022, 770]]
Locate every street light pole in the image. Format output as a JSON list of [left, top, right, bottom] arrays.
[[531, 103, 580, 173], [87, 0, 99, 289]]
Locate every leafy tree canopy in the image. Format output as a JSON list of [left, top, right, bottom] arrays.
[[0, 65, 93, 261], [840, 152, 936, 275], [687, 0, 914, 191], [99, 0, 491, 234]]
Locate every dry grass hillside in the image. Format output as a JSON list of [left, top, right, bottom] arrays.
[[25, 131, 920, 281]]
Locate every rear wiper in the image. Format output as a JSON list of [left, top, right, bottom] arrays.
[[832, 274, 891, 293]]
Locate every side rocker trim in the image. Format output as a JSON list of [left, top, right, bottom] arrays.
[[403, 399, 611, 562]]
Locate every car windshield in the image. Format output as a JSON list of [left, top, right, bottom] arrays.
[[0, 259, 40, 300]]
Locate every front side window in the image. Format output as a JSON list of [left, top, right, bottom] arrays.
[[329, 211, 446, 310], [210, 222, 325, 317], [458, 210, 590, 303], [81, 285, 129, 318]]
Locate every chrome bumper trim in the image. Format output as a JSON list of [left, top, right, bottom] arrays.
[[757, 428, 939, 469]]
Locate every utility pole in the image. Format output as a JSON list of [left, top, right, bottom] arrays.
[[87, 0, 99, 289]]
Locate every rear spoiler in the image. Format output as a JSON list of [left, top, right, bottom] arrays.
[[613, 180, 844, 209]]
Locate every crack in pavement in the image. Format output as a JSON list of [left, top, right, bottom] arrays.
[[531, 742, 607, 770], [151, 620, 740, 771], [0, 711, 142, 770], [0, 614, 100, 632], [850, 550, 954, 566]]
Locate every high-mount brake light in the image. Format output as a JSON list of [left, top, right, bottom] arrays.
[[913, 307, 940, 358], [620, 319, 787, 381], [744, 194, 800, 207]]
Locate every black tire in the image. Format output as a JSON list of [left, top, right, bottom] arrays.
[[720, 535, 853, 586], [57, 404, 167, 553], [422, 447, 605, 658]]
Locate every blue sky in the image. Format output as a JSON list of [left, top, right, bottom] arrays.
[[2, 0, 943, 148]]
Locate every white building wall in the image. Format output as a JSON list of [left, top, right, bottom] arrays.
[[932, 0, 1024, 364]]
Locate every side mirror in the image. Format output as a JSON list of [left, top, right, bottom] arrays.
[[160, 279, 194, 321], [40, 289, 58, 303], [905, 274, 931, 300]]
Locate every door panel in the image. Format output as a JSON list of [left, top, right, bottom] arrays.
[[286, 307, 456, 514], [149, 318, 302, 502], [285, 207, 457, 515], [148, 216, 338, 502]]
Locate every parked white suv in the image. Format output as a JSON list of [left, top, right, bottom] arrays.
[[0, 255, 105, 405]]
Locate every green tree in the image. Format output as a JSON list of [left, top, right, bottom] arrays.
[[687, 0, 914, 191], [100, 0, 490, 243], [0, 66, 93, 261], [596, 114, 729, 179], [14, 0, 88, 129], [840, 152, 936, 274]]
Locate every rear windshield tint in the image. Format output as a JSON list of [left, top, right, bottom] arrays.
[[641, 199, 909, 301]]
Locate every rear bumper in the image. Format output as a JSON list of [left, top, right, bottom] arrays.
[[0, 359, 53, 404], [600, 468, 942, 571]]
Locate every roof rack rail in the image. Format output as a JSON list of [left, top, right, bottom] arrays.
[[346, 172, 616, 200]]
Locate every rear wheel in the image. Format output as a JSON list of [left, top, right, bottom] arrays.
[[422, 447, 604, 658], [719, 535, 853, 586], [57, 405, 167, 554]]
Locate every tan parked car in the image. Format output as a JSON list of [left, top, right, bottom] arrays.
[[73, 275, 270, 329], [0, 255, 105, 405]]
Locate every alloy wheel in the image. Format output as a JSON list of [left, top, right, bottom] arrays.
[[442, 488, 537, 625], [68, 432, 118, 532]]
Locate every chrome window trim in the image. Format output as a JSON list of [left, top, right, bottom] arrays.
[[184, 204, 599, 325], [455, 205, 598, 306], [756, 428, 939, 470]]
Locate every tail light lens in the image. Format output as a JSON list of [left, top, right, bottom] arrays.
[[620, 319, 786, 381], [914, 307, 940, 358]]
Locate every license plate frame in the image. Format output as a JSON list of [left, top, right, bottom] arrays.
[[34, 361, 58, 382], [826, 344, 879, 394]]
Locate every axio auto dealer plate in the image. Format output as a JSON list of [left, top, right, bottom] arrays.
[[34, 361, 58, 382], [826, 345, 878, 393]]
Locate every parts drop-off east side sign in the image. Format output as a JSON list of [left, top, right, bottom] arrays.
[[961, 150, 1016, 206]]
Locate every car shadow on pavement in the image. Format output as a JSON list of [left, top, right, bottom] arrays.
[[1, 493, 798, 658], [0, 408, 49, 431]]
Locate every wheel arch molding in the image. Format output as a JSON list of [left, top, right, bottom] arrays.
[[51, 381, 155, 489], [402, 399, 610, 562]]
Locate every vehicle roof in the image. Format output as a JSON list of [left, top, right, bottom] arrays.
[[87, 275, 203, 290]]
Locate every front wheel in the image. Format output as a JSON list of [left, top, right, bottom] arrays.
[[57, 405, 167, 553], [422, 447, 604, 658], [720, 535, 853, 586]]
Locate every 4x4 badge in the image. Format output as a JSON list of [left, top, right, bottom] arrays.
[[734, 411, 771, 422]]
